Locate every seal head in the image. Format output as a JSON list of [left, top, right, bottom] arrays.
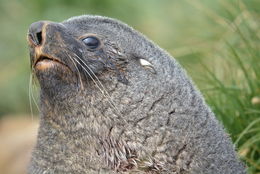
[[28, 19, 129, 100]]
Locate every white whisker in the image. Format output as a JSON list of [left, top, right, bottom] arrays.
[[29, 74, 34, 121], [64, 51, 85, 90], [70, 54, 121, 115]]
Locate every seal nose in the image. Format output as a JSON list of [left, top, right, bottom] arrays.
[[28, 21, 45, 46]]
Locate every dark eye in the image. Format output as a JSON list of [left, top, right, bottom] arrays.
[[82, 36, 100, 49]]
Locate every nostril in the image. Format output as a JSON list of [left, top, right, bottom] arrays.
[[28, 21, 45, 46], [36, 31, 42, 45]]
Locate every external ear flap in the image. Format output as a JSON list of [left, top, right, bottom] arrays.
[[139, 58, 156, 74]]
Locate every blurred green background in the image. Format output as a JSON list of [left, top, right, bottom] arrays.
[[0, 0, 259, 173]]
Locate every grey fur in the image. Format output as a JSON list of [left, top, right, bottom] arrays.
[[28, 15, 246, 174]]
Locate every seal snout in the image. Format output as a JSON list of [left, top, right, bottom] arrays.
[[28, 21, 72, 72]]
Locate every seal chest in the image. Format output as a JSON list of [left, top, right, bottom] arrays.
[[27, 15, 245, 174]]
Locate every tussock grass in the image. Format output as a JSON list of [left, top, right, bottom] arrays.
[[189, 1, 260, 173]]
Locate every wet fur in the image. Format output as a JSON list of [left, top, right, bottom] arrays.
[[28, 15, 246, 174]]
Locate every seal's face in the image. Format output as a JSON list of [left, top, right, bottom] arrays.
[[27, 18, 129, 96]]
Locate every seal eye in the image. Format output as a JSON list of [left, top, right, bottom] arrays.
[[82, 36, 100, 49]]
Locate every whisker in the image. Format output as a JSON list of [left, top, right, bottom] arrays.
[[29, 74, 40, 121], [31, 75, 40, 112], [64, 51, 85, 91], [59, 42, 85, 91], [29, 74, 34, 121], [71, 52, 116, 100], [70, 55, 121, 115]]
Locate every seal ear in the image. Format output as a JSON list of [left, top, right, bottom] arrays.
[[138, 58, 156, 74]]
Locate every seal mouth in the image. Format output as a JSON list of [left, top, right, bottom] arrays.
[[34, 55, 70, 71]]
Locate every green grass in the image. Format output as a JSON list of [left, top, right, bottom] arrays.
[[187, 1, 260, 172]]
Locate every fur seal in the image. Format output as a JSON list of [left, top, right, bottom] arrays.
[[27, 15, 246, 174]]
